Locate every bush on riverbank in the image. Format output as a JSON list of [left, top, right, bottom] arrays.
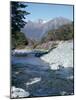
[[12, 32, 28, 49]]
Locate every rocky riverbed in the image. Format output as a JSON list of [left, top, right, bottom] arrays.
[[11, 40, 74, 98]]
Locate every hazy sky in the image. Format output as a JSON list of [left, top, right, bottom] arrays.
[[24, 2, 73, 21]]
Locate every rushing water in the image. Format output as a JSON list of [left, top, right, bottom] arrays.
[[11, 53, 74, 97]]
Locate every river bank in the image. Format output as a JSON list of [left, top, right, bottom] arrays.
[[41, 40, 73, 70], [11, 40, 74, 98]]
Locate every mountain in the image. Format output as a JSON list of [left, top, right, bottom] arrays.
[[21, 17, 72, 41], [21, 19, 44, 41], [41, 22, 73, 43]]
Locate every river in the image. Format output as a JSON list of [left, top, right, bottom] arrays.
[[11, 51, 74, 97]]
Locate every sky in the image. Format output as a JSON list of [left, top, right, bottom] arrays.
[[24, 2, 73, 21]]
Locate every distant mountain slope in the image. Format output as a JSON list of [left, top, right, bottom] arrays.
[[22, 20, 44, 41], [21, 17, 72, 41], [41, 22, 73, 43]]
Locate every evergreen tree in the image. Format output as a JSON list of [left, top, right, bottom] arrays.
[[11, 1, 29, 49]]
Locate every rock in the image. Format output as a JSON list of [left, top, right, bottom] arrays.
[[41, 40, 73, 70], [60, 91, 67, 95], [11, 86, 30, 98], [26, 77, 41, 86]]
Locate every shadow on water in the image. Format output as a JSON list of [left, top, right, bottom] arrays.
[[11, 54, 74, 97]]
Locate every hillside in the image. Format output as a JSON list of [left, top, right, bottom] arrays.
[[14, 18, 73, 49], [21, 17, 71, 41], [34, 22, 73, 50], [41, 22, 73, 43]]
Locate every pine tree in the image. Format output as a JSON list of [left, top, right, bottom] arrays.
[[11, 1, 30, 49]]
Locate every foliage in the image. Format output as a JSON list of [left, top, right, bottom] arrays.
[[41, 22, 73, 43], [11, 1, 30, 49], [12, 32, 28, 49]]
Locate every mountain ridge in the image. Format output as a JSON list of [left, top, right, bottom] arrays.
[[21, 17, 72, 41]]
